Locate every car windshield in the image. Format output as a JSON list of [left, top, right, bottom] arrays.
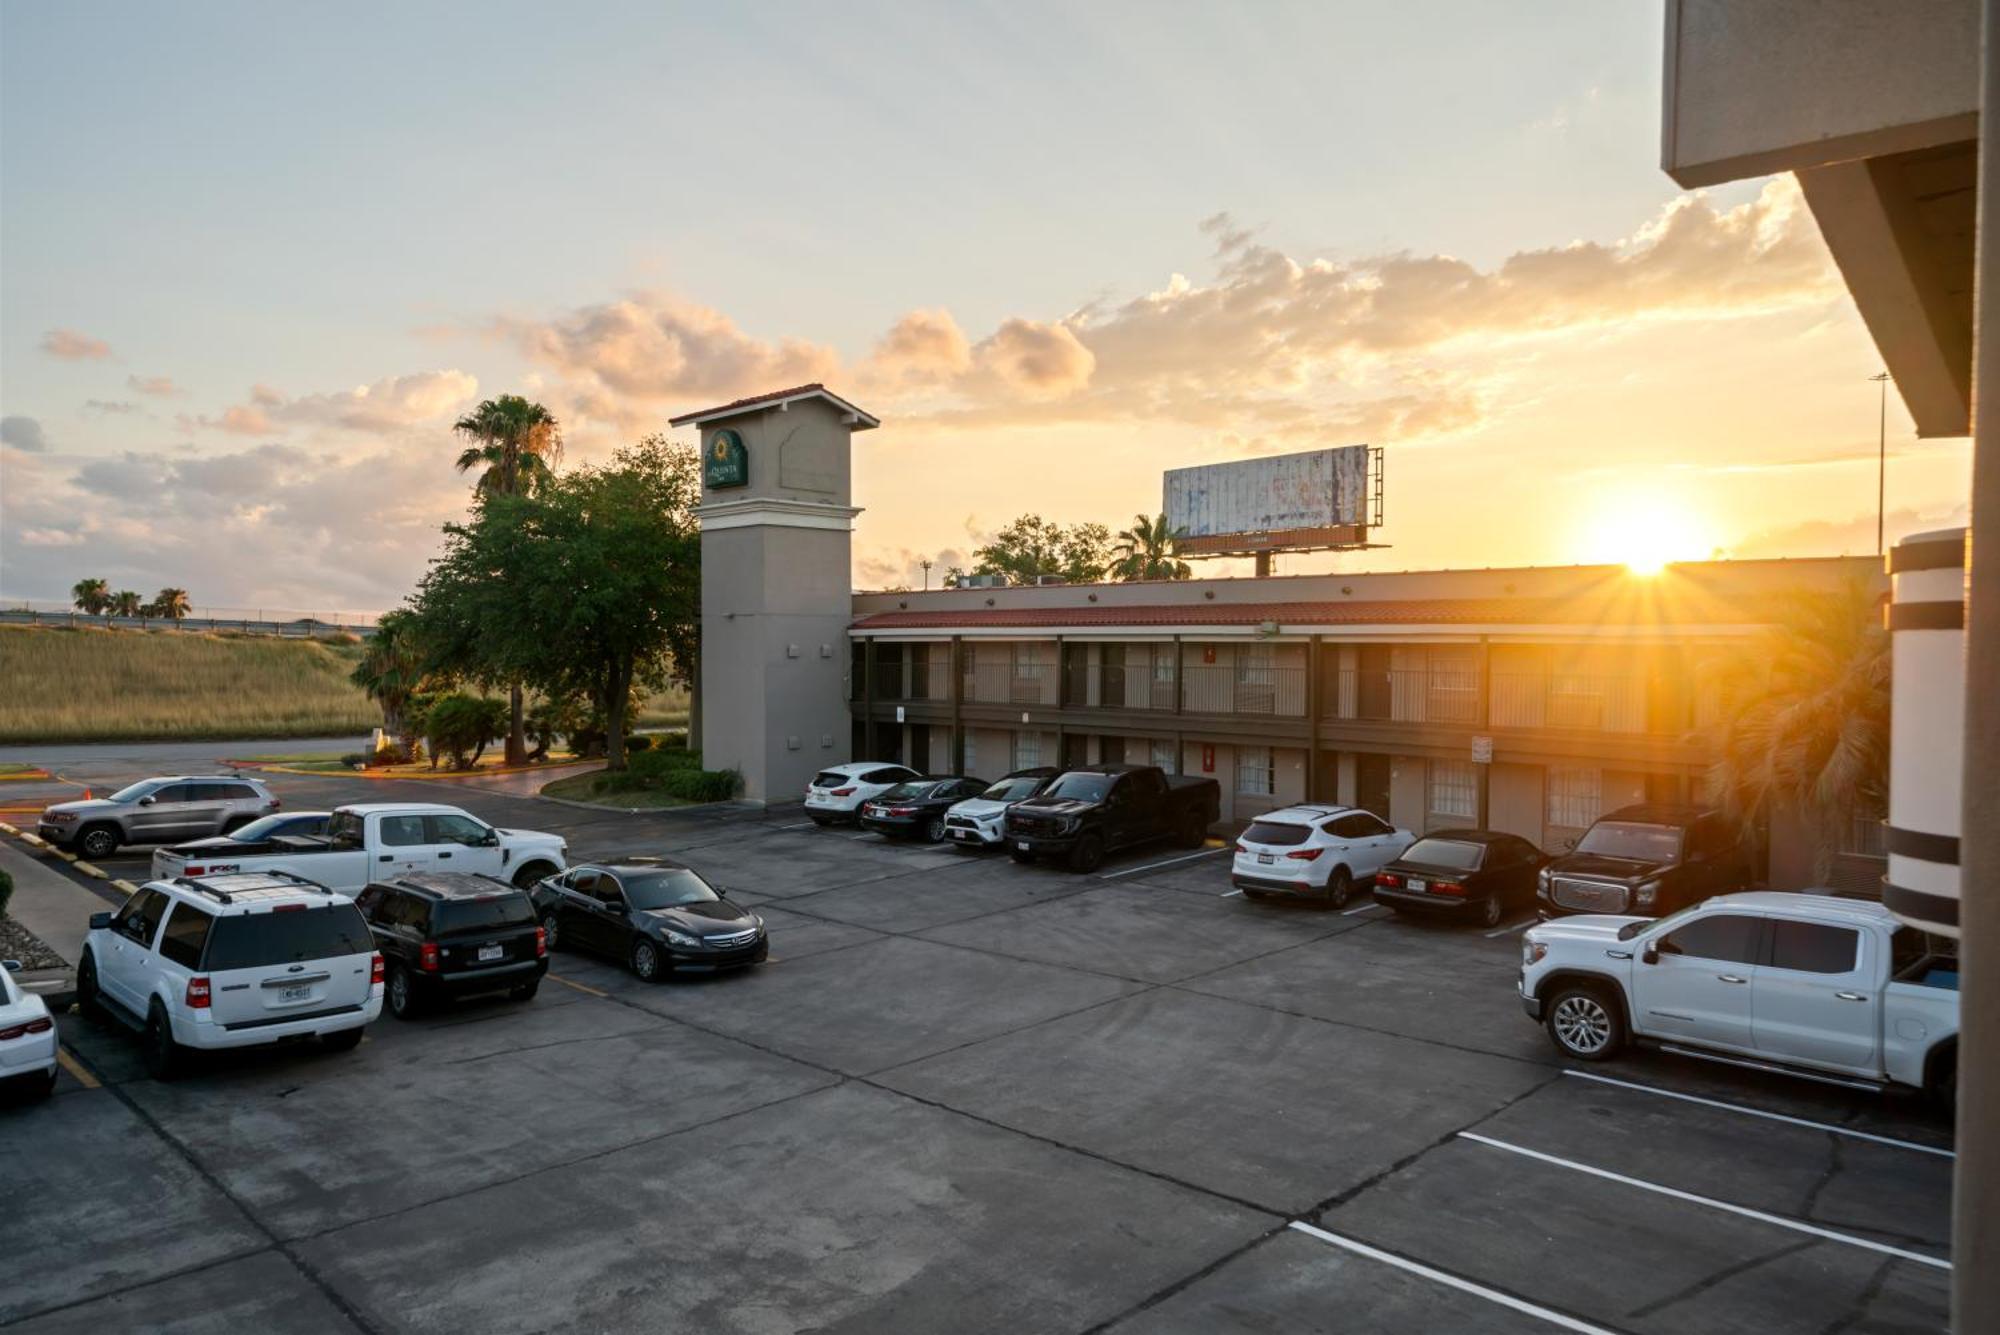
[[811, 771, 849, 788], [1576, 821, 1683, 862], [1617, 903, 1702, 941], [1402, 838, 1485, 871], [1043, 773, 1113, 802], [981, 776, 1043, 802], [880, 782, 934, 801], [622, 869, 721, 910], [106, 780, 161, 804], [1242, 820, 1312, 847], [203, 904, 373, 969]]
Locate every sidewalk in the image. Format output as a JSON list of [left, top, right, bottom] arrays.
[[0, 839, 110, 994]]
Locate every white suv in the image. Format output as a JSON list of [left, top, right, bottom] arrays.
[[1231, 805, 1415, 906], [804, 763, 919, 825], [78, 872, 382, 1079]]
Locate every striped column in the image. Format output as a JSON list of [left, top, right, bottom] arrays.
[[1884, 527, 1968, 938]]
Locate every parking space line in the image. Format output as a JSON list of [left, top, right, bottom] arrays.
[[1561, 1070, 1955, 1158], [1341, 902, 1386, 916], [1287, 1222, 1617, 1334], [1484, 918, 1535, 938], [1099, 846, 1230, 880], [548, 974, 609, 998], [775, 821, 817, 831], [1457, 1132, 1951, 1270], [1219, 888, 1243, 899], [56, 1048, 101, 1090]]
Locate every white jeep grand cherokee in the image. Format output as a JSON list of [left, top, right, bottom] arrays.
[[78, 871, 383, 1079]]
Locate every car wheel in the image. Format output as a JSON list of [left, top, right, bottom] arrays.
[[1009, 847, 1036, 864], [386, 963, 424, 1020], [78, 825, 119, 860], [1927, 1044, 1957, 1118], [30, 1066, 57, 1100], [810, 816, 834, 828], [513, 862, 555, 890], [509, 980, 541, 1002], [1545, 984, 1625, 1061], [1068, 834, 1105, 874], [76, 953, 104, 1022], [142, 1002, 184, 1080], [540, 913, 562, 952], [1326, 867, 1354, 908], [320, 1026, 364, 1053], [1177, 810, 1207, 849], [1478, 895, 1505, 929], [925, 816, 947, 843], [631, 939, 665, 982]]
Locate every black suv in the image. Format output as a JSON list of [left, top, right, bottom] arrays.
[[1536, 804, 1751, 920], [353, 872, 547, 1018]]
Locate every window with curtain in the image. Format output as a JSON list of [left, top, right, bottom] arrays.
[[1012, 732, 1042, 768], [1236, 745, 1274, 795], [1427, 759, 1477, 820], [1546, 766, 1603, 829]]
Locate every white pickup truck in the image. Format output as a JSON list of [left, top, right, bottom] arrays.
[[151, 802, 568, 892], [1520, 891, 1958, 1105]]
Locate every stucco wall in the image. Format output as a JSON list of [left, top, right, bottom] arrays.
[[1488, 762, 1545, 847]]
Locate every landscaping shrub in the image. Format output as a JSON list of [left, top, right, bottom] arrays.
[[340, 752, 371, 768], [626, 734, 653, 753], [663, 767, 739, 802], [628, 747, 701, 780], [423, 693, 510, 770]]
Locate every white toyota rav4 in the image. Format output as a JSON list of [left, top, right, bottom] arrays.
[[78, 871, 383, 1079]]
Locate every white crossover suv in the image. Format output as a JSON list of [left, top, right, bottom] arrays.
[[804, 763, 920, 826], [78, 871, 382, 1079], [1231, 805, 1416, 906], [0, 960, 58, 1100], [942, 768, 1061, 849]]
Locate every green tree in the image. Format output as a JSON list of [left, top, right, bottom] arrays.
[[970, 516, 1112, 585], [414, 435, 700, 772], [1111, 513, 1192, 581], [1702, 578, 1889, 881], [108, 590, 143, 617], [452, 394, 565, 765], [350, 608, 427, 746], [152, 588, 192, 619], [422, 693, 510, 770], [71, 578, 109, 615]]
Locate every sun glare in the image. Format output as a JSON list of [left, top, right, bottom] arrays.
[[1579, 494, 1714, 576]]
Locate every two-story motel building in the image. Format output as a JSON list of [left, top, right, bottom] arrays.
[[846, 556, 1880, 887]]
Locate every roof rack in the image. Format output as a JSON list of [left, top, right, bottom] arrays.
[[174, 868, 333, 904]]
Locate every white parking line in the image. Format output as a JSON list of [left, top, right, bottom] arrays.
[[775, 821, 817, 831], [1098, 846, 1230, 879], [1341, 901, 1386, 916], [1483, 918, 1535, 938], [1561, 1070, 1955, 1158], [1219, 888, 1243, 899], [1286, 1222, 1618, 1334], [1457, 1132, 1951, 1270]]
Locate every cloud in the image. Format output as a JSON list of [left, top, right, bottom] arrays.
[[1, 415, 49, 452], [855, 544, 971, 592], [84, 400, 143, 416], [491, 292, 838, 414], [40, 328, 112, 360], [863, 308, 973, 387], [973, 318, 1096, 398], [181, 371, 479, 436], [1729, 504, 1969, 560], [127, 375, 182, 397]]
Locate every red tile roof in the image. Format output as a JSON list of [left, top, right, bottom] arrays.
[[851, 592, 1791, 631], [668, 384, 878, 429]]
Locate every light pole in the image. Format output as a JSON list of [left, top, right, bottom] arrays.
[[920, 558, 933, 591], [1871, 371, 1891, 556]]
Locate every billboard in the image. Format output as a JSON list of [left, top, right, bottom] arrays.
[[1164, 446, 1376, 554]]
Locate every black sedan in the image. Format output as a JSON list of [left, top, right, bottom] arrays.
[[857, 776, 988, 842], [1371, 830, 1548, 928], [530, 861, 767, 981]]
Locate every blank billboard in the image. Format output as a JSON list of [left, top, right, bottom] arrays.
[[1164, 446, 1373, 552]]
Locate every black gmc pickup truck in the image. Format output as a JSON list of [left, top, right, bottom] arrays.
[[1002, 765, 1221, 873], [1535, 803, 1752, 919]]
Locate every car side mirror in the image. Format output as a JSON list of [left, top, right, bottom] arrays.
[[1563, 836, 1577, 851], [1, 959, 20, 973], [138, 796, 156, 807], [90, 912, 113, 930], [1641, 944, 1659, 965], [483, 831, 500, 847]]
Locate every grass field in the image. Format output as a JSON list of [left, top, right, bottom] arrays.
[[0, 624, 377, 743], [0, 623, 694, 744]]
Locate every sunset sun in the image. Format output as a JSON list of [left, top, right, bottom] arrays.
[[1579, 493, 1715, 575]]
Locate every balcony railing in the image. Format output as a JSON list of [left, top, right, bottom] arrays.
[[1490, 672, 1657, 735], [1069, 665, 1179, 711], [1326, 667, 1481, 725], [1180, 665, 1308, 717], [964, 661, 1059, 706], [871, 661, 952, 702]]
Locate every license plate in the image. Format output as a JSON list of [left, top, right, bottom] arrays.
[[953, 831, 974, 841], [1257, 853, 1274, 865], [279, 984, 311, 1003], [1406, 877, 1428, 893], [478, 944, 503, 962], [1016, 840, 1030, 851]]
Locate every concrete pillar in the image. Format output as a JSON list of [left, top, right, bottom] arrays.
[[670, 386, 876, 805]]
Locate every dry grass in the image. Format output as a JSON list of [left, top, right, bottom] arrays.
[[0, 624, 377, 742]]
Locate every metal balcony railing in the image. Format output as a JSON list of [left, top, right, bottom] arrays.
[[1179, 664, 1309, 717], [1069, 665, 1179, 711], [964, 661, 1059, 706], [1326, 667, 1481, 725]]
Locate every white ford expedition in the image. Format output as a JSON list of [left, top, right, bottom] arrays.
[[78, 872, 384, 1078], [1520, 891, 1958, 1105], [151, 802, 567, 892]]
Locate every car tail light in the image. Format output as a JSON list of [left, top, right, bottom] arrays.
[[1377, 871, 1403, 888], [370, 953, 385, 986], [185, 976, 212, 1009], [1285, 848, 1324, 861], [419, 941, 440, 973], [832, 787, 855, 797], [267, 798, 281, 810], [186, 865, 207, 875], [0, 1017, 53, 1040], [1234, 842, 1249, 854], [272, 903, 307, 912], [1433, 881, 1467, 897], [534, 927, 548, 958], [888, 806, 917, 816]]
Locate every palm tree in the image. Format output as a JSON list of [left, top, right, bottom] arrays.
[[453, 395, 564, 498], [1701, 578, 1889, 882], [71, 578, 109, 615], [108, 590, 143, 617], [350, 609, 426, 748], [452, 395, 564, 766], [152, 588, 191, 620], [1111, 513, 1192, 582]]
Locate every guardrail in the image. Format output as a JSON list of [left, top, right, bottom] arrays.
[[0, 607, 378, 639]]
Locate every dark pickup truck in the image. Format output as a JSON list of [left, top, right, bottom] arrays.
[[1003, 765, 1221, 873], [1536, 803, 1752, 919]]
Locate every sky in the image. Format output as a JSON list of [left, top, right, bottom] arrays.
[[0, 1, 1973, 613]]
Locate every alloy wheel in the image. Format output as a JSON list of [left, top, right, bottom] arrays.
[[542, 914, 560, 951], [1552, 994, 1612, 1055], [633, 941, 660, 981]]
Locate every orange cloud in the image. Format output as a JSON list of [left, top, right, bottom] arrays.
[[40, 328, 112, 360]]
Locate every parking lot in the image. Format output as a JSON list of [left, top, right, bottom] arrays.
[[0, 762, 1955, 1334]]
